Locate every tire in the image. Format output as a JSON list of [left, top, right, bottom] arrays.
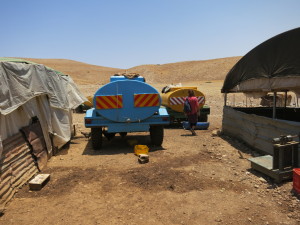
[[150, 125, 164, 146], [119, 132, 127, 138], [91, 128, 102, 150], [104, 132, 116, 140], [198, 114, 208, 122]]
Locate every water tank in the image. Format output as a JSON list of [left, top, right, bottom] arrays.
[[161, 87, 205, 112], [93, 76, 161, 122]]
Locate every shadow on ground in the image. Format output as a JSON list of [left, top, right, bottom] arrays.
[[82, 133, 166, 156]]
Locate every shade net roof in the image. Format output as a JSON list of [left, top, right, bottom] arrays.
[[221, 28, 300, 93]]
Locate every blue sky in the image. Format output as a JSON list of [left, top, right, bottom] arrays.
[[1, 0, 300, 68]]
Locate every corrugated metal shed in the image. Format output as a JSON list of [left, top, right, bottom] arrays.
[[0, 132, 38, 209]]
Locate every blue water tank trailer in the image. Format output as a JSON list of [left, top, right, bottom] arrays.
[[84, 75, 170, 149]]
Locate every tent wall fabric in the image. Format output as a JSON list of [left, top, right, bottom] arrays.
[[0, 96, 53, 155], [221, 28, 300, 93], [222, 106, 300, 155]]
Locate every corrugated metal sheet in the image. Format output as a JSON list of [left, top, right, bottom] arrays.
[[0, 132, 38, 209], [222, 106, 300, 155]]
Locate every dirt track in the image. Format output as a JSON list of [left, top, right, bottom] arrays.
[[0, 80, 299, 225]]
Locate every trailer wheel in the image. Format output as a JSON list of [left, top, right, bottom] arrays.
[[91, 128, 102, 150], [104, 132, 115, 140], [150, 125, 164, 146]]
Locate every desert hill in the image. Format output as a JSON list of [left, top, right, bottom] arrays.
[[23, 58, 123, 85], [22, 57, 241, 85], [127, 57, 241, 84]]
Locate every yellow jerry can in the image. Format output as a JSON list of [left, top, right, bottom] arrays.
[[134, 145, 149, 155]]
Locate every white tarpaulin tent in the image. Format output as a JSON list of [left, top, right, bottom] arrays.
[[0, 59, 87, 209], [0, 60, 87, 157]]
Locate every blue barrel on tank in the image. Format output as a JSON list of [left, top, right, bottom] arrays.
[[93, 75, 161, 123]]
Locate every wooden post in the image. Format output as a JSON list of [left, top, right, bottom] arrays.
[[273, 92, 276, 119], [284, 91, 287, 108], [224, 93, 227, 106]]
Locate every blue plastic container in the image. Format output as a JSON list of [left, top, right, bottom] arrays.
[[182, 121, 209, 130]]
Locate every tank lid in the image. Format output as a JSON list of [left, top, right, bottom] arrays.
[[110, 73, 145, 82]]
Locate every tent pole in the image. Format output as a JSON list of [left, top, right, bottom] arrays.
[[224, 93, 227, 106], [273, 92, 276, 119]]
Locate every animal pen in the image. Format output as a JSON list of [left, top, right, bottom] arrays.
[[221, 28, 300, 181]]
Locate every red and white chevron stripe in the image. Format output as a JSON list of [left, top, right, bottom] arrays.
[[197, 96, 205, 104], [170, 97, 185, 105], [170, 96, 205, 105]]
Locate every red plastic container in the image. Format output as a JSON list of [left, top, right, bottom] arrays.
[[293, 168, 300, 194]]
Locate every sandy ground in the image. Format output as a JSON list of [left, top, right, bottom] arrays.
[[0, 79, 299, 225]]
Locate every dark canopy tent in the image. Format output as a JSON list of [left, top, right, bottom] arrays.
[[221, 27, 300, 94], [221, 28, 300, 156]]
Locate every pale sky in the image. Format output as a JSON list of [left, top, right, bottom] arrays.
[[1, 0, 300, 68]]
